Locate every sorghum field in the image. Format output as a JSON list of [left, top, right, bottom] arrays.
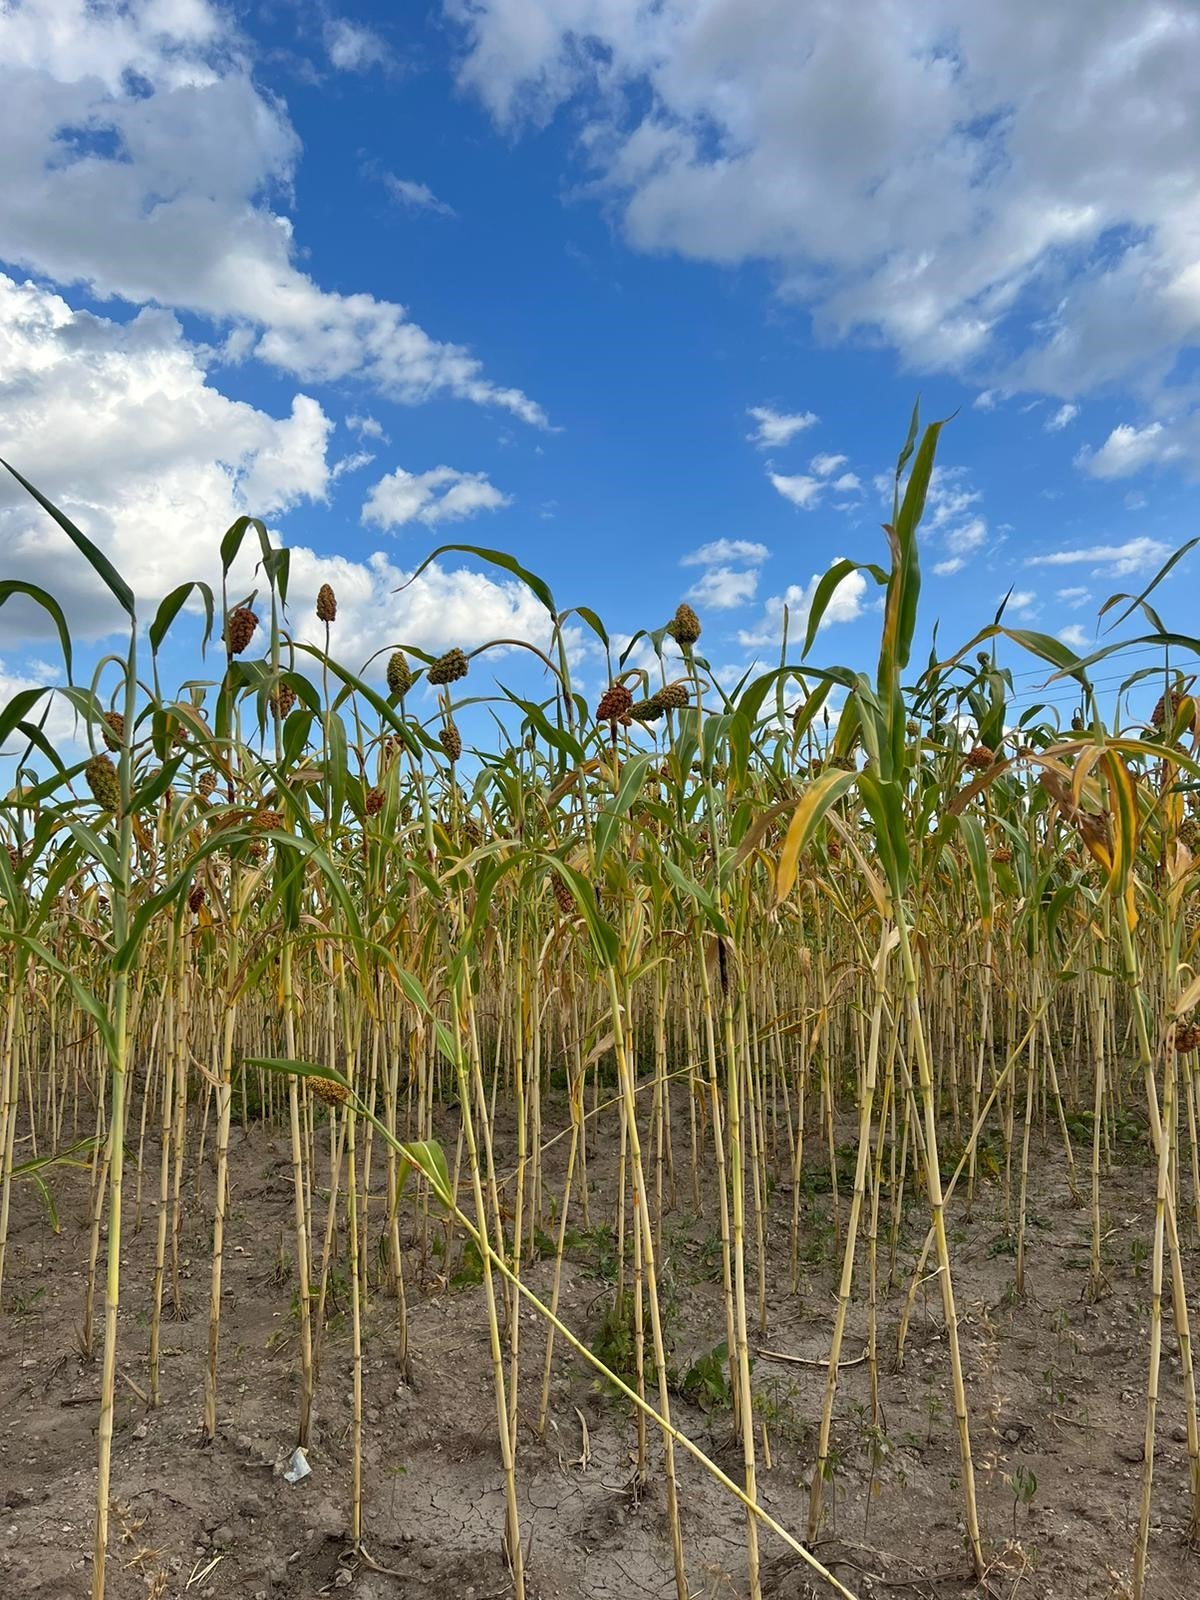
[[3, 416, 1200, 1600]]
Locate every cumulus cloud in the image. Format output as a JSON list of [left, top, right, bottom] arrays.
[[1077, 422, 1183, 478], [811, 453, 848, 477], [362, 466, 510, 530], [747, 406, 818, 449], [685, 567, 760, 610], [681, 538, 768, 611], [1056, 585, 1091, 607], [0, 0, 545, 424], [737, 562, 868, 649], [1025, 537, 1170, 574], [0, 273, 333, 641], [449, 1, 1200, 440], [1058, 623, 1090, 649], [770, 472, 824, 510], [681, 539, 770, 567]]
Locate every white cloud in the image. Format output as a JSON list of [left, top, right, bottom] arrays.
[[770, 472, 824, 510], [1046, 403, 1080, 431], [381, 174, 457, 217], [973, 390, 1000, 410], [933, 557, 965, 576], [924, 468, 982, 531], [945, 516, 988, 555], [362, 466, 510, 531], [330, 450, 375, 481], [681, 538, 769, 567], [680, 538, 767, 611], [347, 414, 387, 441], [1056, 585, 1091, 607], [737, 562, 868, 649], [324, 18, 393, 73], [747, 406, 818, 449], [1005, 589, 1037, 615], [451, 1, 1200, 432], [685, 567, 759, 610], [1058, 623, 1090, 649], [0, 0, 545, 425], [1026, 536, 1170, 574], [0, 273, 333, 641], [1077, 422, 1183, 478], [831, 471, 862, 493], [811, 452, 848, 477]]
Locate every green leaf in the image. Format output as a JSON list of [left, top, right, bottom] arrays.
[[0, 581, 73, 683], [151, 581, 215, 657], [1100, 537, 1198, 635], [775, 769, 858, 902], [397, 545, 556, 617], [0, 687, 50, 751], [594, 752, 655, 870], [219, 515, 271, 579], [0, 458, 135, 619], [399, 1139, 453, 1209]]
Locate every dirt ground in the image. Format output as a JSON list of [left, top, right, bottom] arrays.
[[2, 1091, 1199, 1600]]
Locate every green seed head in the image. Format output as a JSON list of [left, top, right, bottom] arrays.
[[386, 651, 414, 697], [85, 753, 121, 812]]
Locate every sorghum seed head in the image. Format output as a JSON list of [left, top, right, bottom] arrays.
[[596, 683, 634, 723], [667, 602, 702, 647], [993, 846, 1012, 865], [427, 647, 469, 686], [966, 744, 994, 770], [386, 651, 414, 697], [552, 873, 575, 915], [101, 711, 125, 750], [252, 808, 285, 833], [1152, 690, 1184, 729], [653, 682, 689, 712], [271, 682, 297, 719], [439, 720, 462, 763], [364, 787, 385, 816], [1175, 1022, 1200, 1054], [85, 753, 121, 811], [187, 884, 205, 913], [630, 698, 664, 724], [1179, 817, 1200, 853], [310, 1075, 351, 1107], [198, 770, 218, 797], [225, 605, 258, 656], [316, 583, 337, 623]]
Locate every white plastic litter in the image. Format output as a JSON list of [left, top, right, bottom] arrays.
[[283, 1446, 311, 1484]]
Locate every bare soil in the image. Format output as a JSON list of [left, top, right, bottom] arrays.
[[2, 1094, 1198, 1600]]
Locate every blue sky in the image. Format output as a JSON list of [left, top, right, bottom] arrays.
[[3, 0, 1200, 748]]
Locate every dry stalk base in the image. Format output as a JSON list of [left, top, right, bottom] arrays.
[[1, 1102, 1198, 1600]]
